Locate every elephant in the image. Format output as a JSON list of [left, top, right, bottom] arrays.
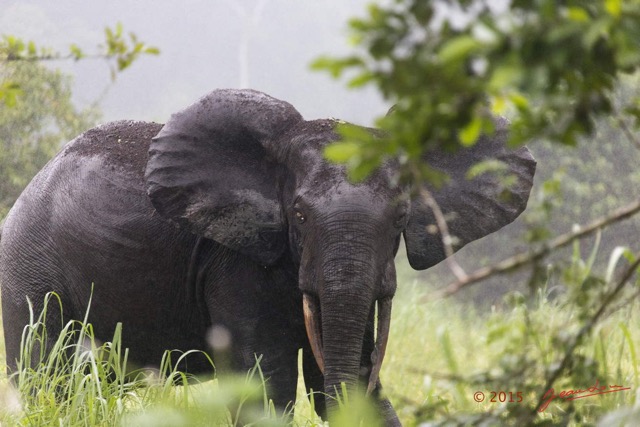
[[0, 89, 535, 425]]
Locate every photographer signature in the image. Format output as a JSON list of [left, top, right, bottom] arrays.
[[538, 380, 630, 412]]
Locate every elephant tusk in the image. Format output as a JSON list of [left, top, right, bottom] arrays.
[[367, 298, 392, 396], [303, 293, 325, 374]]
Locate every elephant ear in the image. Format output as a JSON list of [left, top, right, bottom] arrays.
[[403, 117, 536, 270], [145, 89, 303, 265]]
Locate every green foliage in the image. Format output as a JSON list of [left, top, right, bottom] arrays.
[[0, 80, 21, 107], [2, 35, 57, 62], [0, 24, 159, 104], [313, 0, 640, 182], [0, 293, 295, 426], [543, 72, 640, 216], [102, 23, 161, 80], [0, 59, 99, 218], [330, 387, 382, 427], [386, 243, 640, 425]]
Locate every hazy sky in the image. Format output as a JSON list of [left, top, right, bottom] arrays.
[[1, 0, 388, 125]]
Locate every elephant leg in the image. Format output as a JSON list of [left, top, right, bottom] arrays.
[[254, 342, 300, 413], [2, 296, 35, 378], [302, 344, 326, 419], [204, 251, 302, 415], [207, 315, 301, 414], [207, 319, 301, 417], [2, 289, 67, 388]]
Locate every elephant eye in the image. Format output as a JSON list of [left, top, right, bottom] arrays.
[[294, 209, 306, 224]]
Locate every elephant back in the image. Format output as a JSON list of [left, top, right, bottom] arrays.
[[62, 120, 163, 180]]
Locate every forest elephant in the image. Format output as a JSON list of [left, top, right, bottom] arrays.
[[0, 89, 536, 425]]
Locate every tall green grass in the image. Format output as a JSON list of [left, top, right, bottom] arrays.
[[1, 244, 639, 426], [0, 294, 300, 426]]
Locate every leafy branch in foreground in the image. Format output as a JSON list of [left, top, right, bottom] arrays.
[[314, 1, 640, 182], [313, 3, 640, 425]]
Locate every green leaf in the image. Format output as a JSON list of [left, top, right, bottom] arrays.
[[144, 46, 160, 55], [466, 159, 507, 180], [69, 44, 84, 60], [605, 0, 622, 18], [567, 6, 590, 23], [583, 17, 611, 49], [491, 96, 507, 115], [438, 35, 481, 63], [324, 141, 361, 163], [27, 41, 36, 56], [508, 92, 529, 110], [0, 81, 23, 107], [348, 160, 379, 182], [310, 57, 343, 78], [348, 72, 374, 88], [459, 116, 482, 146], [488, 64, 523, 91]]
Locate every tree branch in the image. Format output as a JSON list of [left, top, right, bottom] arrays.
[[3, 53, 121, 62], [429, 198, 640, 299], [409, 163, 469, 283], [418, 186, 469, 283]]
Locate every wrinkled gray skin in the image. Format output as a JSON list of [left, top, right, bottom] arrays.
[[0, 89, 536, 425]]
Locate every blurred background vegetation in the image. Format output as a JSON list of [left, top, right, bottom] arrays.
[[0, 58, 99, 218], [2, 1, 640, 426]]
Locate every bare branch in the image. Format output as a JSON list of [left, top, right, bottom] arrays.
[[429, 198, 640, 299], [418, 186, 469, 283], [4, 53, 120, 62]]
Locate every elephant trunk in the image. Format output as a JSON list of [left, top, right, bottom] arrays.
[[300, 210, 397, 417], [302, 275, 393, 409], [322, 289, 370, 400]]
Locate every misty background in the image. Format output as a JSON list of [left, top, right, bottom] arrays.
[[0, 0, 388, 125]]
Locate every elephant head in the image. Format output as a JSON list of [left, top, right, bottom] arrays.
[[144, 89, 535, 407]]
